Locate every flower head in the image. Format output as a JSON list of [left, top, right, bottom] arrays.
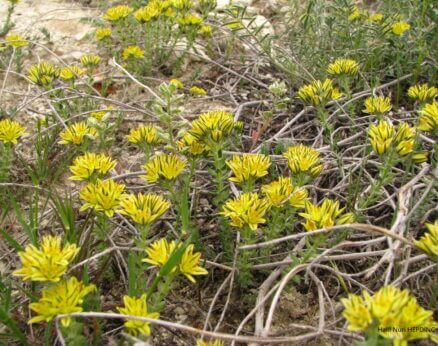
[[59, 65, 84, 81], [179, 244, 208, 283], [347, 6, 361, 22], [221, 193, 270, 231], [69, 152, 116, 182], [170, 79, 184, 89], [369, 13, 383, 22], [299, 198, 354, 231], [394, 122, 415, 156], [417, 101, 438, 132], [117, 294, 159, 336], [327, 58, 359, 76], [0, 119, 27, 145], [368, 120, 394, 155], [13, 235, 79, 282], [190, 86, 207, 96], [58, 122, 97, 145], [178, 13, 203, 26], [414, 220, 438, 259], [226, 154, 271, 183], [177, 132, 207, 156], [79, 179, 126, 217], [95, 28, 112, 41], [198, 24, 213, 36], [29, 277, 95, 327], [261, 177, 308, 208], [28, 62, 59, 86], [363, 96, 392, 116], [142, 154, 186, 183], [127, 124, 161, 146], [188, 110, 240, 146], [392, 21, 410, 36], [80, 54, 101, 69], [297, 79, 343, 107], [134, 2, 164, 23], [408, 84, 437, 103], [120, 193, 171, 226], [103, 5, 133, 21], [341, 294, 372, 331], [6, 33, 28, 47], [122, 45, 145, 60], [142, 238, 177, 267], [283, 144, 323, 178]]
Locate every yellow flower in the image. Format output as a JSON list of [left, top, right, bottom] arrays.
[[89, 107, 112, 122], [226, 154, 271, 183], [327, 58, 360, 76], [127, 124, 161, 146], [196, 340, 224, 346], [13, 235, 79, 282], [369, 13, 383, 22], [0, 119, 27, 145], [58, 122, 97, 145], [80, 54, 101, 69], [414, 220, 438, 258], [122, 45, 145, 60], [392, 21, 410, 36], [142, 238, 177, 267], [394, 122, 415, 156], [347, 6, 361, 22], [368, 120, 394, 155], [412, 151, 429, 163], [95, 27, 112, 41], [170, 79, 184, 89], [79, 179, 126, 217], [178, 13, 203, 26], [29, 277, 96, 327], [28, 62, 59, 86], [177, 132, 207, 156], [142, 154, 186, 183], [363, 96, 392, 116], [190, 86, 207, 96], [297, 79, 343, 107], [69, 152, 117, 181], [365, 285, 411, 321], [117, 294, 159, 336], [261, 177, 309, 208], [134, 1, 164, 23], [6, 33, 28, 47], [188, 110, 240, 146], [103, 5, 133, 21], [179, 244, 208, 283], [221, 193, 270, 231], [283, 144, 323, 178], [407, 84, 437, 103], [341, 294, 372, 331], [299, 198, 354, 231], [119, 193, 171, 226], [59, 65, 83, 81], [417, 101, 438, 132], [198, 24, 212, 36]]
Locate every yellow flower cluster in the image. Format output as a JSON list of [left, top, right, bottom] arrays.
[[341, 286, 437, 345], [143, 239, 208, 283], [28, 62, 59, 86], [226, 154, 271, 183], [408, 84, 437, 103], [392, 21, 410, 36], [127, 124, 161, 146], [6, 33, 28, 47], [117, 294, 159, 336], [190, 86, 207, 96], [261, 177, 308, 208], [69, 152, 117, 182], [363, 96, 392, 116], [297, 79, 343, 107], [58, 122, 97, 145], [178, 132, 207, 155], [142, 153, 186, 183], [79, 179, 127, 217], [368, 120, 415, 156], [327, 58, 360, 76], [221, 193, 270, 231], [0, 118, 27, 145], [417, 101, 438, 133], [29, 277, 96, 327], [95, 27, 112, 41], [178, 13, 203, 26], [119, 193, 171, 226], [103, 5, 133, 22], [122, 45, 145, 60], [283, 144, 323, 179], [299, 198, 354, 231], [414, 220, 438, 259], [59, 65, 84, 81], [80, 54, 101, 69], [13, 235, 79, 282]]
